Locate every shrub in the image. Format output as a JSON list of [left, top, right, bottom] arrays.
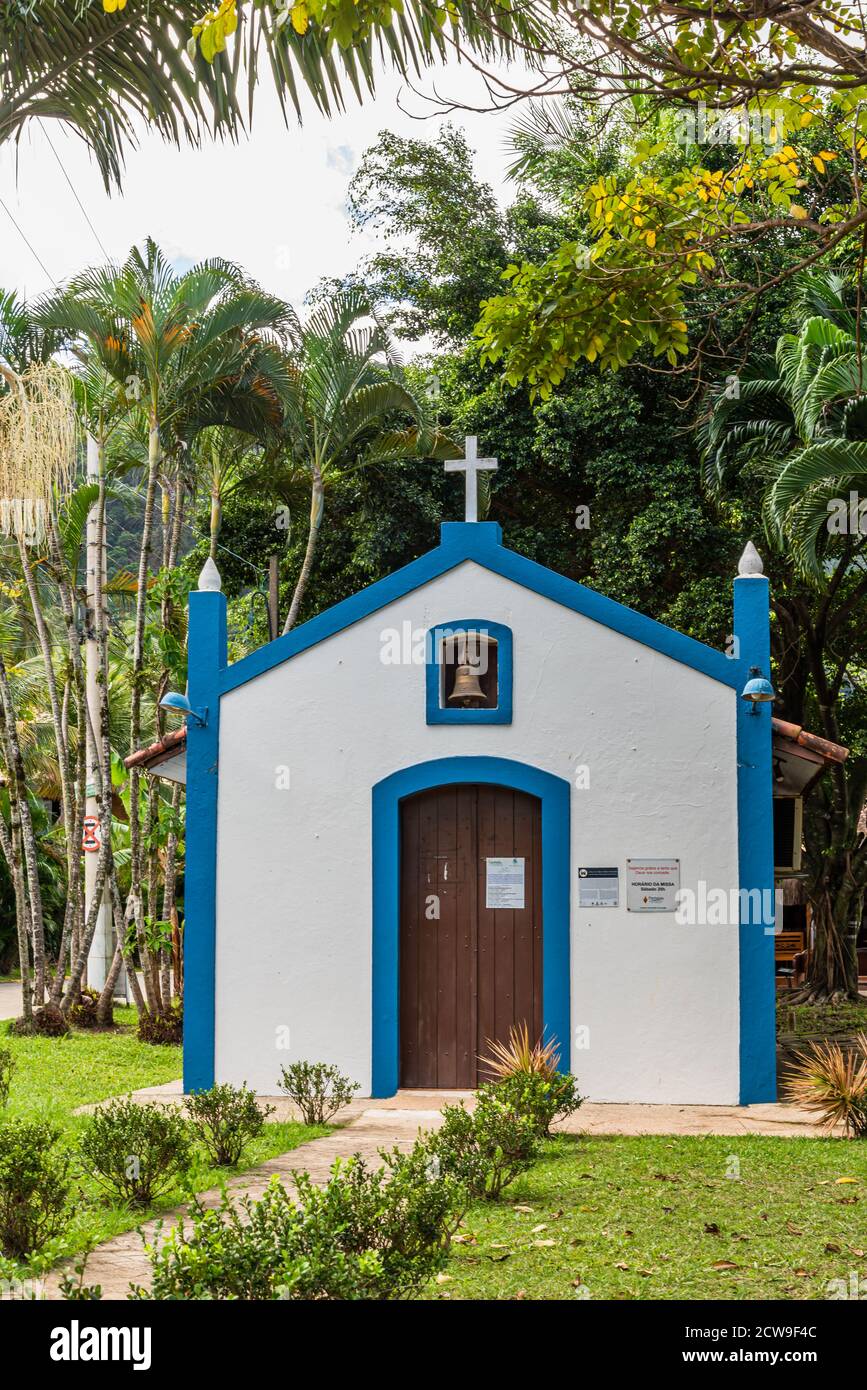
[[278, 1060, 359, 1124], [0, 1046, 14, 1109], [138, 1002, 183, 1046], [480, 1022, 561, 1082], [495, 1070, 584, 1137], [427, 1084, 540, 1200], [134, 1146, 462, 1301], [79, 1099, 193, 1207], [24, 1004, 69, 1037], [784, 1033, 867, 1138], [186, 1083, 275, 1167], [0, 1118, 72, 1258], [68, 986, 106, 1030]]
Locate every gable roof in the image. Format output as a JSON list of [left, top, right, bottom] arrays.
[[220, 521, 740, 697]]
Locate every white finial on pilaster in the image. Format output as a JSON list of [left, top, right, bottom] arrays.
[[197, 556, 222, 592], [737, 541, 764, 577]]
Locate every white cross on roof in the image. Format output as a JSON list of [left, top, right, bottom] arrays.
[[444, 436, 498, 522]]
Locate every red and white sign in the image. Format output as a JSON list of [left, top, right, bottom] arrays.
[[82, 816, 101, 853]]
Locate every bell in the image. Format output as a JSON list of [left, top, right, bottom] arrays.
[[449, 663, 486, 706]]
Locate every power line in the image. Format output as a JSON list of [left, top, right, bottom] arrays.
[[39, 122, 111, 261], [0, 196, 55, 284]]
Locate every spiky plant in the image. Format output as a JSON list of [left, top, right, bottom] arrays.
[[0, 362, 76, 546], [783, 1034, 867, 1138], [479, 1022, 561, 1082]]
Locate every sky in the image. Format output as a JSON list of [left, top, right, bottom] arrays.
[[0, 54, 524, 335]]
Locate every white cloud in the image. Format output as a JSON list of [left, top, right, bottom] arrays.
[[0, 54, 525, 328]]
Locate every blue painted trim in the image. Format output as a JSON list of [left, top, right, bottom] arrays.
[[425, 619, 513, 724], [220, 522, 738, 696], [734, 576, 776, 1103], [183, 590, 227, 1093], [371, 757, 571, 1097]]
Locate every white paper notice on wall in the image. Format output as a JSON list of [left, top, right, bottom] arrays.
[[486, 857, 525, 909], [626, 859, 680, 912], [578, 867, 619, 907]]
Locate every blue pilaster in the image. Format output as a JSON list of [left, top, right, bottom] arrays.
[[734, 571, 776, 1102], [183, 588, 227, 1093]]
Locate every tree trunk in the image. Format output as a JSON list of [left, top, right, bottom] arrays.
[[161, 781, 183, 998], [16, 532, 73, 871], [46, 509, 88, 1003], [126, 416, 161, 1017], [209, 491, 221, 560], [95, 935, 124, 1026], [0, 774, 32, 1026], [0, 649, 46, 1004], [283, 468, 323, 633], [60, 430, 115, 1013], [796, 859, 861, 1002]]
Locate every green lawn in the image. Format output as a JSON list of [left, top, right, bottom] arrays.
[[0, 1012, 330, 1275], [431, 1133, 867, 1301], [777, 995, 867, 1038]]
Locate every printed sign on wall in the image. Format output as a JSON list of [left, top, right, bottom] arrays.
[[578, 866, 619, 907], [485, 857, 525, 909], [626, 858, 680, 912]]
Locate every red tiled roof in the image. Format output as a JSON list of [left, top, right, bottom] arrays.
[[771, 718, 848, 765], [124, 726, 187, 772]]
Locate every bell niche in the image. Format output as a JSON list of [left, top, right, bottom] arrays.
[[441, 630, 499, 709]]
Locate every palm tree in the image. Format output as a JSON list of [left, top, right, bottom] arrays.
[[701, 270, 867, 1001], [36, 239, 291, 1015], [0, 2, 542, 189], [273, 287, 455, 632], [190, 425, 263, 560]]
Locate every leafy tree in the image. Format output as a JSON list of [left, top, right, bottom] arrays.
[[186, 2, 867, 392], [26, 242, 289, 1023], [259, 287, 454, 632], [702, 271, 867, 999], [0, 1, 260, 189], [0, 0, 542, 188]]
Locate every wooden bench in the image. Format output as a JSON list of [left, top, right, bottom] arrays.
[[775, 930, 807, 989]]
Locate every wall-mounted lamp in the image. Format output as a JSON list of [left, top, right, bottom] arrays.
[[160, 691, 208, 727], [741, 666, 775, 716]]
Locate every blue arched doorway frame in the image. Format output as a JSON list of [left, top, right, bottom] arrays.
[[371, 756, 571, 1097]]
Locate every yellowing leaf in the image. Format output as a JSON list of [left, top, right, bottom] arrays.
[[291, 3, 309, 32]]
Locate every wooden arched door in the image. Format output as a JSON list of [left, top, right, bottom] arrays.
[[399, 783, 542, 1088]]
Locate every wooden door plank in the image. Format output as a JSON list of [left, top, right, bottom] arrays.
[[493, 789, 516, 1048], [476, 784, 496, 1078], [532, 793, 543, 1044], [417, 790, 439, 1087], [399, 797, 420, 1087], [436, 786, 458, 1088], [455, 785, 477, 1087], [513, 788, 535, 1038]]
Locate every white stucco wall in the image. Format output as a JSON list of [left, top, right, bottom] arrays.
[[213, 560, 740, 1103]]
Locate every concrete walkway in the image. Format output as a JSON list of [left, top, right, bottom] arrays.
[[44, 1085, 835, 1300], [107, 1080, 834, 1138], [0, 981, 21, 1021]]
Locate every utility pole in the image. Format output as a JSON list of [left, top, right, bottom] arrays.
[[84, 434, 127, 998], [268, 554, 280, 640]]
